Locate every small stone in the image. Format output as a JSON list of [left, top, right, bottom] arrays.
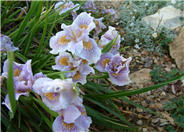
[[136, 108, 143, 112], [152, 118, 160, 123], [160, 91, 166, 96], [137, 120, 143, 125], [141, 100, 148, 107], [143, 128, 148, 132], [160, 119, 169, 126]]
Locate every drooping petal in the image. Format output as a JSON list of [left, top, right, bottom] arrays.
[[63, 105, 81, 124], [72, 64, 94, 84], [2, 95, 12, 112], [53, 116, 78, 132], [75, 115, 92, 131], [33, 78, 79, 111], [52, 52, 73, 71], [76, 38, 101, 64], [55, 1, 79, 15], [49, 31, 72, 54], [96, 53, 113, 72], [0, 34, 18, 52]]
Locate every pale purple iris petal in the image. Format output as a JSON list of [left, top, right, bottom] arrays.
[[94, 17, 106, 36], [82, 0, 97, 13], [53, 116, 78, 132], [0, 34, 18, 52], [100, 26, 120, 54], [33, 78, 79, 111], [76, 38, 101, 64], [103, 8, 118, 21], [75, 115, 92, 131], [61, 23, 88, 42], [96, 53, 113, 72], [2, 95, 12, 112], [52, 52, 73, 71], [2, 60, 34, 105], [63, 105, 81, 124], [55, 1, 79, 15], [32, 77, 52, 95], [105, 54, 132, 86], [73, 12, 95, 33], [72, 63, 94, 84], [33, 72, 46, 81], [49, 31, 71, 54], [69, 40, 84, 55], [3, 92, 29, 112]]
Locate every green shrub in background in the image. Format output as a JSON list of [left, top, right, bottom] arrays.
[[119, 1, 184, 54], [165, 96, 184, 132]]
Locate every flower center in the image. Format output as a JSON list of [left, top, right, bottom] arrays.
[[58, 36, 71, 45], [102, 58, 110, 68], [44, 92, 59, 101], [73, 72, 81, 80], [79, 24, 88, 29], [59, 57, 69, 66], [14, 68, 21, 76], [82, 59, 87, 64], [83, 41, 93, 50]]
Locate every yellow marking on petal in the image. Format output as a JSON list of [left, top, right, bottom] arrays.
[[102, 58, 110, 68], [83, 41, 93, 50], [58, 36, 71, 45], [14, 68, 21, 76], [73, 72, 81, 80], [62, 121, 75, 130], [112, 73, 120, 77], [44, 92, 58, 101], [82, 59, 87, 64], [79, 24, 88, 29], [81, 111, 86, 115], [59, 57, 69, 66]]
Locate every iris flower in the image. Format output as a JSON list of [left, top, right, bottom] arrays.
[[2, 60, 45, 111], [96, 53, 132, 86]]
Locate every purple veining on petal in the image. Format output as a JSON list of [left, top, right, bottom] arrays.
[[96, 53, 113, 72], [0, 34, 18, 52], [105, 54, 132, 86]]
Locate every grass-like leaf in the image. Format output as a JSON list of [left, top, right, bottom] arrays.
[[12, 1, 38, 45], [88, 73, 184, 99], [102, 36, 118, 53], [7, 52, 16, 118], [32, 96, 58, 118], [86, 106, 137, 131]]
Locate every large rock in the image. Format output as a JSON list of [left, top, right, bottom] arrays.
[[130, 68, 152, 88], [170, 27, 184, 71], [142, 5, 184, 30]]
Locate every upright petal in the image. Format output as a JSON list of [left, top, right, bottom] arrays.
[[76, 38, 101, 64], [73, 12, 95, 33]]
